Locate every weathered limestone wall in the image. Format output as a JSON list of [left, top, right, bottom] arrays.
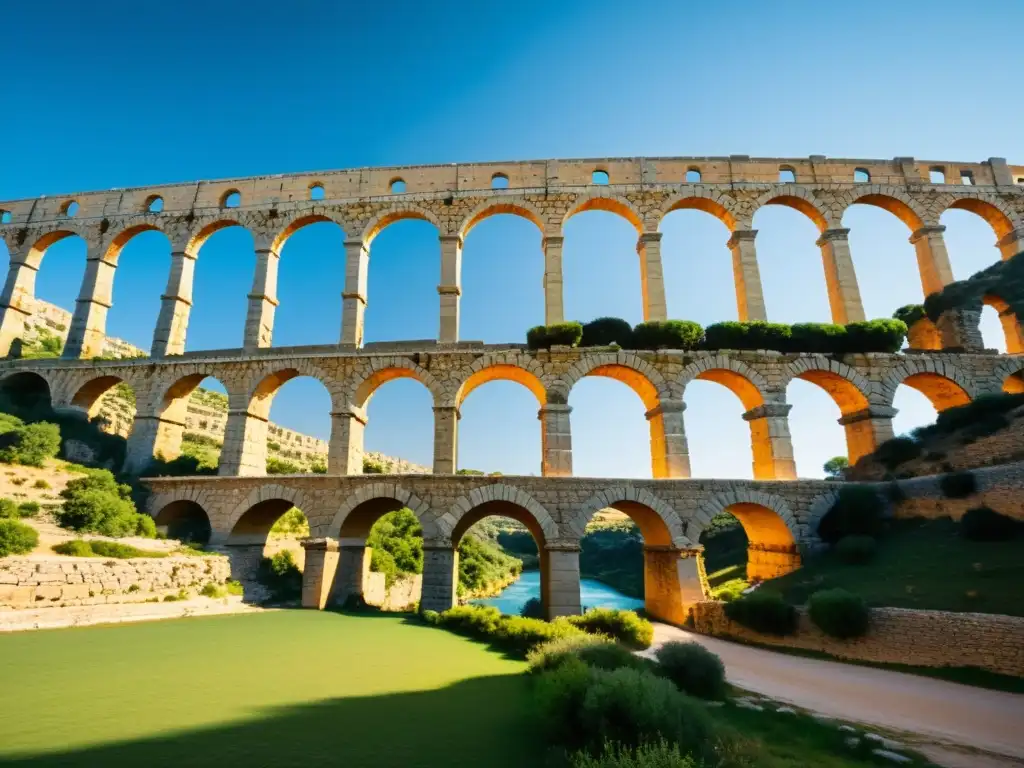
[[0, 555, 231, 609], [364, 572, 422, 611], [888, 460, 1024, 521], [693, 601, 1024, 677]]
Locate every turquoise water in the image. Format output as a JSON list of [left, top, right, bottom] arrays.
[[472, 570, 644, 615]]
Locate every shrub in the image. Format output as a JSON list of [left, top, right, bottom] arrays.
[[822, 456, 849, 479], [0, 519, 38, 556], [652, 641, 726, 700], [570, 740, 697, 768], [816, 486, 885, 544], [807, 588, 870, 639], [429, 604, 587, 656], [17, 500, 40, 517], [88, 540, 165, 559], [135, 514, 157, 538], [893, 304, 926, 327], [873, 436, 922, 469], [521, 596, 545, 619], [940, 470, 977, 499], [789, 322, 847, 353], [835, 535, 877, 565], [0, 499, 17, 519], [703, 320, 791, 351], [200, 582, 223, 598], [362, 457, 385, 474], [33, 479, 50, 490], [266, 457, 301, 475], [256, 550, 303, 602], [567, 609, 653, 649], [0, 422, 61, 467], [225, 580, 244, 596], [581, 317, 634, 348], [630, 320, 703, 351], [842, 319, 907, 353], [527, 634, 617, 674], [960, 507, 1020, 542], [56, 488, 142, 538], [578, 668, 713, 756], [575, 642, 651, 673], [723, 591, 797, 636], [535, 656, 595, 748], [526, 321, 584, 350], [933, 393, 1024, 434], [52, 539, 94, 557]]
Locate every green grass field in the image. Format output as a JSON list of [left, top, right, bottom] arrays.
[[0, 611, 541, 767], [765, 518, 1024, 617]]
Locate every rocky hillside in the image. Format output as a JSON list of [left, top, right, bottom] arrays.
[[20, 300, 429, 474]]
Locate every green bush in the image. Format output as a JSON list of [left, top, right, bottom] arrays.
[[822, 456, 849, 479], [701, 318, 906, 353], [893, 304, 926, 327], [89, 540, 165, 558], [574, 642, 652, 673], [527, 634, 617, 674], [0, 499, 18, 519], [33, 479, 50, 490], [960, 507, 1020, 542], [842, 319, 907, 353], [703, 321, 791, 351], [266, 457, 301, 475], [581, 317, 634, 348], [200, 582, 223, 598], [520, 596, 545, 619], [225, 580, 244, 596], [0, 519, 38, 556], [0, 421, 61, 467], [816, 486, 885, 544], [652, 641, 726, 700], [567, 608, 653, 649], [362, 457, 386, 474], [52, 540, 94, 557], [17, 500, 40, 517], [940, 470, 977, 499], [429, 604, 587, 656], [526, 321, 584, 350], [872, 436, 922, 469], [807, 588, 870, 639], [534, 656, 595, 748], [789, 322, 847, 353], [570, 741, 697, 768], [630, 320, 703, 351], [723, 591, 797, 636], [367, 508, 422, 586], [835, 535, 877, 565], [932, 393, 1024, 434], [578, 668, 713, 757], [256, 550, 303, 602], [56, 488, 147, 538]]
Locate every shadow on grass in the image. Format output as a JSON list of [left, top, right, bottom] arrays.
[[0, 675, 544, 768]]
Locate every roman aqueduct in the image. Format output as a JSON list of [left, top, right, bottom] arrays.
[[1, 155, 1022, 620]]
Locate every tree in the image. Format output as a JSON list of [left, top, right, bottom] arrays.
[[823, 456, 849, 479]]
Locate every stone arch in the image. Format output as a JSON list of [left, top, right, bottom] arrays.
[[693, 489, 802, 580], [569, 487, 690, 548], [185, 217, 249, 255], [0, 370, 55, 414], [841, 186, 928, 231], [557, 351, 671, 408], [441, 483, 559, 545], [361, 205, 443, 246], [347, 359, 443, 409], [781, 357, 872, 413], [325, 482, 435, 540], [881, 359, 974, 410], [981, 294, 1023, 354], [69, 374, 130, 421], [943, 193, 1020, 242], [657, 189, 741, 231], [271, 210, 348, 252], [150, 492, 214, 544], [245, 362, 336, 421], [453, 353, 551, 408], [679, 355, 768, 411], [102, 221, 168, 265], [562, 193, 643, 234], [458, 199, 546, 239], [751, 186, 832, 232], [994, 357, 1024, 394], [21, 228, 86, 271], [223, 482, 310, 541]]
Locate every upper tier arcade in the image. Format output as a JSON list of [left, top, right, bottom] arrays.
[[1, 155, 1022, 359]]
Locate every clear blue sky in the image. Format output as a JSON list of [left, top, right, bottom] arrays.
[[1, 1, 1019, 478]]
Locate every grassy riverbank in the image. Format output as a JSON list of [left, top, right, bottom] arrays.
[[0, 611, 540, 767]]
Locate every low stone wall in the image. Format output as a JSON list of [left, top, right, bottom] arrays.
[[692, 601, 1024, 677], [889, 460, 1024, 521], [0, 555, 231, 609]]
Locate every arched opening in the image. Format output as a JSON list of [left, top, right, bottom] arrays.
[[0, 371, 52, 421], [788, 367, 872, 468], [331, 496, 425, 609], [256, 373, 332, 474], [70, 375, 137, 441], [854, 168, 870, 183], [900, 372, 971, 413], [591, 170, 609, 185], [222, 190, 241, 209], [454, 501, 544, 615], [357, 373, 434, 473], [1004, 369, 1024, 394], [226, 498, 309, 587], [389, 178, 406, 194], [685, 169, 701, 183], [682, 379, 752, 478], [146, 196, 164, 213], [569, 377, 650, 478], [16, 232, 88, 358], [699, 502, 800, 598], [981, 296, 1019, 353], [660, 203, 736, 325], [309, 184, 325, 201], [929, 167, 946, 184], [842, 200, 922, 321], [150, 374, 230, 473], [187, 224, 253, 351], [63, 201, 80, 218], [461, 211, 544, 342], [0, 211, 12, 224], [153, 500, 212, 544], [491, 173, 509, 189], [753, 201, 831, 322], [364, 217, 438, 342], [105, 228, 171, 351], [563, 208, 643, 324], [273, 218, 346, 347], [941, 205, 1006, 278], [778, 167, 796, 183]]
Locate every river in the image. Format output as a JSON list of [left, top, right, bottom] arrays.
[[472, 570, 643, 615]]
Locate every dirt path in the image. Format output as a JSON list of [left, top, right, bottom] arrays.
[[648, 623, 1024, 764]]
